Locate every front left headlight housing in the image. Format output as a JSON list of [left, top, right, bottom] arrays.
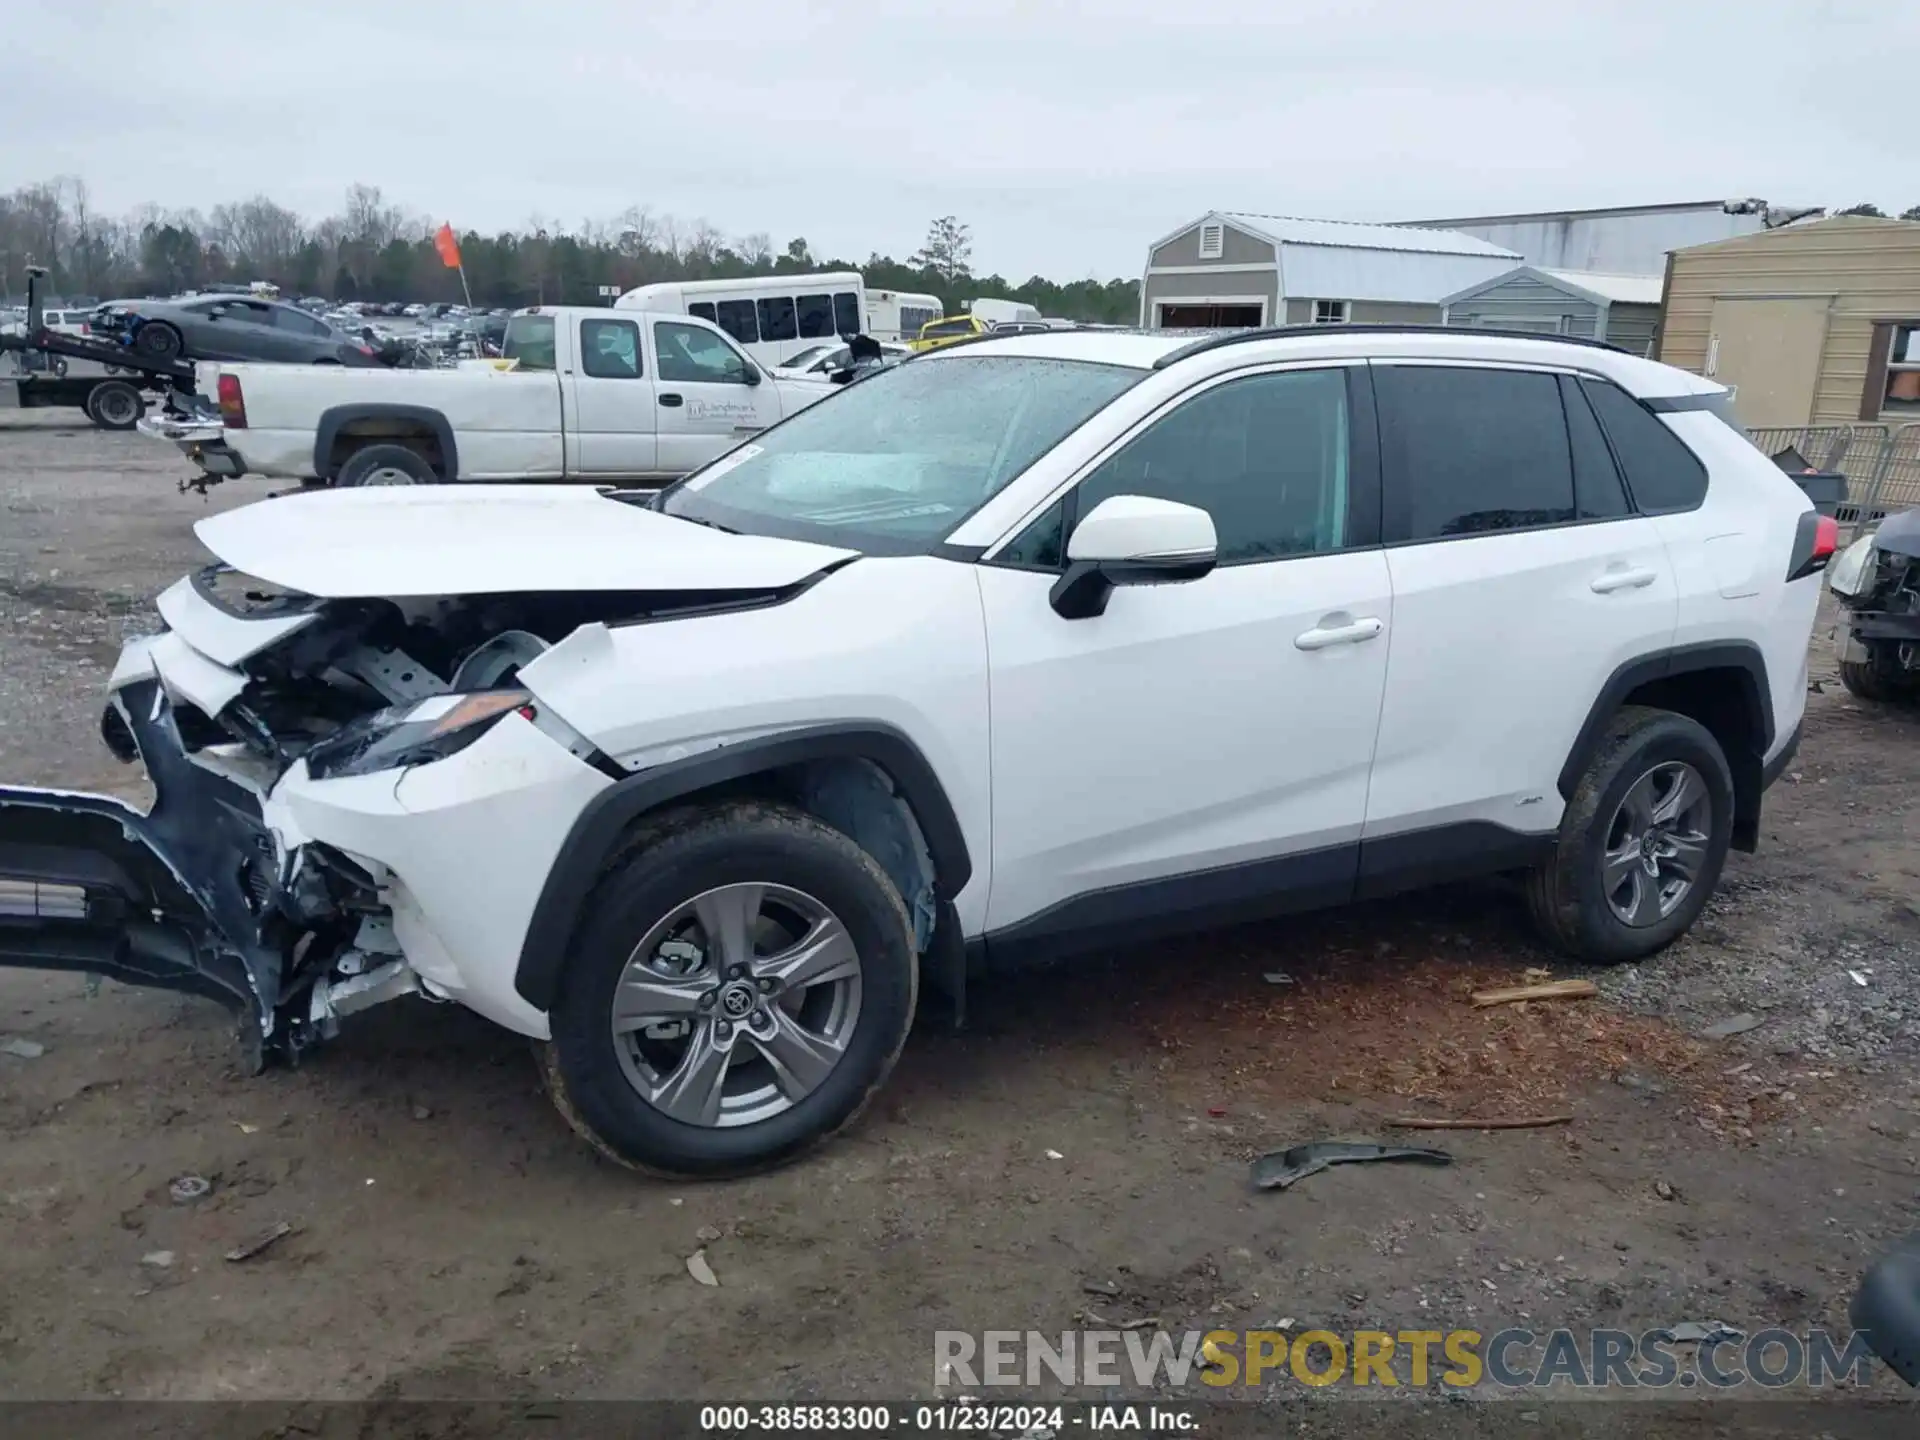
[[304, 689, 533, 781], [1827, 534, 1879, 599]]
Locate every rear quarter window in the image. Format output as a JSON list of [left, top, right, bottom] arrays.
[[1581, 379, 1710, 514]]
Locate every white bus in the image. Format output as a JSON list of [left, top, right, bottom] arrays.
[[866, 288, 943, 343], [614, 271, 865, 367]]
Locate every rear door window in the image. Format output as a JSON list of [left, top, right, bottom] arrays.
[[1580, 378, 1710, 514], [580, 317, 643, 379], [1375, 365, 1577, 540], [833, 291, 861, 336], [502, 315, 557, 371]]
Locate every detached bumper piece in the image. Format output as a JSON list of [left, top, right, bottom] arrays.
[[0, 787, 254, 1014], [0, 679, 292, 1048]]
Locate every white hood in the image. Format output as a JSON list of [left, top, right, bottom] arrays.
[[193, 485, 855, 599]]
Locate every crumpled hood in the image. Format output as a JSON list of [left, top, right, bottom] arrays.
[[193, 485, 856, 598]]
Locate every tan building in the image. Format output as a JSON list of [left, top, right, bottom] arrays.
[[1656, 217, 1920, 430]]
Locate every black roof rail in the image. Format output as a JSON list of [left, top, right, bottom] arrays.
[[1150, 323, 1633, 370]]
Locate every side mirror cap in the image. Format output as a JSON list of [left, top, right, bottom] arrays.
[[1049, 494, 1218, 620]]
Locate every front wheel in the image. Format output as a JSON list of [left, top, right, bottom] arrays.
[[1526, 706, 1734, 965], [1838, 638, 1919, 703], [543, 802, 918, 1178]]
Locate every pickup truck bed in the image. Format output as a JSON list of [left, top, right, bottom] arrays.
[[152, 306, 837, 488]]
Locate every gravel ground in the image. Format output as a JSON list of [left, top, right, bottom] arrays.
[[2, 412, 1918, 1430]]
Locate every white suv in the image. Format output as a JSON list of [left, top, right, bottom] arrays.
[[0, 326, 1832, 1177]]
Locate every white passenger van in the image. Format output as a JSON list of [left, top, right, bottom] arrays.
[[866, 289, 943, 343], [614, 272, 865, 368]]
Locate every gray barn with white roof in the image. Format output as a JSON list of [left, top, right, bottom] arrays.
[[1139, 211, 1520, 331]]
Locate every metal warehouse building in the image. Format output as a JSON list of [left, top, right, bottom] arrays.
[[1138, 212, 1518, 330], [1398, 199, 1819, 277]]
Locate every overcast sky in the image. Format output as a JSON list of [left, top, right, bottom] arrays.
[[6, 0, 1913, 280]]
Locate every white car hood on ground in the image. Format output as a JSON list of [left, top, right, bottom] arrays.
[[193, 485, 856, 598]]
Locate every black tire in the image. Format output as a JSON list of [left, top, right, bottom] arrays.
[[1526, 705, 1735, 966], [84, 379, 144, 431], [542, 801, 918, 1179], [334, 442, 437, 487], [1838, 642, 1918, 703], [133, 321, 183, 361]]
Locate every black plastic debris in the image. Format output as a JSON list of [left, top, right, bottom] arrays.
[[1251, 1141, 1453, 1191]]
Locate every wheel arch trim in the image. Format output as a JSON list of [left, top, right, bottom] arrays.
[[512, 723, 972, 1011], [313, 404, 459, 481]]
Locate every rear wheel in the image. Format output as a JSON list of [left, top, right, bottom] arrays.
[[543, 802, 918, 1178], [335, 442, 436, 487], [133, 321, 183, 361], [1526, 706, 1734, 965], [84, 379, 144, 431]]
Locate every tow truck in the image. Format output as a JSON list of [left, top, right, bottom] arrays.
[[0, 267, 198, 430]]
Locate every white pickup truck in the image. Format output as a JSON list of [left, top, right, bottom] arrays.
[[143, 306, 838, 488]]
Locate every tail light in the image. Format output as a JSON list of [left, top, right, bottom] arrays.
[[217, 373, 248, 428], [1786, 511, 1839, 582]]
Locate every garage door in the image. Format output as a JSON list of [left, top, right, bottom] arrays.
[[1158, 302, 1263, 329]]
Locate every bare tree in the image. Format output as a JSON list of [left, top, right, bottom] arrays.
[[737, 231, 772, 266]]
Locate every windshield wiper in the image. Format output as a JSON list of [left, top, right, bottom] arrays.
[[671, 512, 739, 535]]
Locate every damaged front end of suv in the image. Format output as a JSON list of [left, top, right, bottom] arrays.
[[0, 485, 852, 1067], [1830, 507, 1920, 704]]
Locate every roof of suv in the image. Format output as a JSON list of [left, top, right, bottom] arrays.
[[920, 324, 1724, 401]]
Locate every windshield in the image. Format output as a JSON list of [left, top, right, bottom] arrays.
[[660, 355, 1141, 554], [780, 344, 835, 371], [921, 317, 978, 340]]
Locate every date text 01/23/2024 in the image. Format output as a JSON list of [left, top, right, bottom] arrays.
[[697, 1403, 1199, 1432]]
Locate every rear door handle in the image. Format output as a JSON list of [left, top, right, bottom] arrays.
[[1294, 616, 1384, 651], [658, 392, 683, 407], [1590, 565, 1658, 594]]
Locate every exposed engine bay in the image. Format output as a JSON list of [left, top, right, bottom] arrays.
[[1, 563, 792, 1066]]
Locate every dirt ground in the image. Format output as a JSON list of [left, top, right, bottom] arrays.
[[2, 411, 1918, 1427]]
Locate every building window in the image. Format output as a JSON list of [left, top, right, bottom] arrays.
[[1885, 323, 1920, 414], [1312, 300, 1349, 325]]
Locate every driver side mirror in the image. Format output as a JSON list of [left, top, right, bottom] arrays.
[[742, 363, 762, 387], [1049, 494, 1217, 620]]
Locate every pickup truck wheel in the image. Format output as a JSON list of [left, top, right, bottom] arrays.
[[1525, 705, 1734, 966], [335, 443, 436, 487], [542, 801, 918, 1179], [84, 379, 144, 431], [133, 322, 183, 361]]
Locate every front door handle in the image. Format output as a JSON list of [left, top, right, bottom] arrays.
[[658, 392, 684, 407], [1590, 565, 1658, 594], [1294, 616, 1384, 651]]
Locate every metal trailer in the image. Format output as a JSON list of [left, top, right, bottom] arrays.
[[0, 268, 197, 430]]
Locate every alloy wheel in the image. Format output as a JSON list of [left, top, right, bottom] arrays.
[[1601, 761, 1713, 928], [610, 882, 863, 1127]]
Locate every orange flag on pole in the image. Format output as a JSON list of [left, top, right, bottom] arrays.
[[433, 223, 462, 269]]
